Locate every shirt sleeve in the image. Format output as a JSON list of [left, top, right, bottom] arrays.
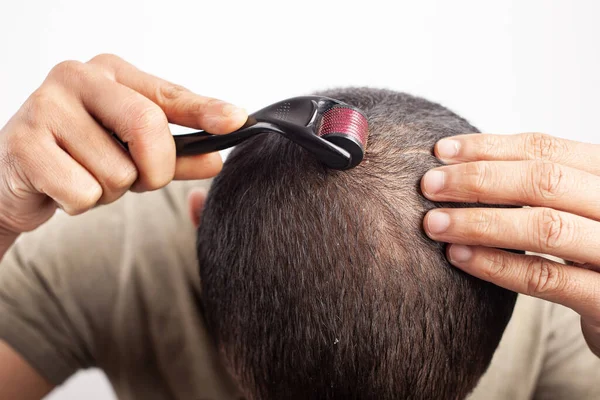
[[0, 180, 205, 385], [533, 302, 600, 399]]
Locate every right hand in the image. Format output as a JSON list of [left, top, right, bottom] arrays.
[[0, 54, 247, 242]]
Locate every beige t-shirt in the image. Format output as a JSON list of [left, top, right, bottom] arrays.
[[0, 180, 598, 399]]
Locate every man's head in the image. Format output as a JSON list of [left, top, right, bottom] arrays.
[[195, 88, 517, 399]]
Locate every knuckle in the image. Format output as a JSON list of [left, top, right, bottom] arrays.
[[157, 83, 189, 102], [88, 53, 122, 66], [470, 209, 498, 239], [22, 89, 59, 129], [49, 60, 86, 82], [526, 257, 565, 296], [104, 164, 138, 191], [66, 184, 102, 215], [121, 101, 168, 140], [534, 208, 574, 250], [4, 143, 28, 174], [1, 151, 30, 200], [187, 97, 221, 118], [483, 251, 512, 281], [530, 160, 565, 200], [524, 132, 566, 161], [467, 161, 492, 193], [480, 134, 501, 157]]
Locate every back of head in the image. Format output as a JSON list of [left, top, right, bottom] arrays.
[[198, 88, 517, 399]]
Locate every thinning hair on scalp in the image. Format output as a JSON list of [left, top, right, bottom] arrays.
[[197, 88, 517, 400]]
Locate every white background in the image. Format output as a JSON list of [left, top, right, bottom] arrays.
[[0, 0, 599, 399]]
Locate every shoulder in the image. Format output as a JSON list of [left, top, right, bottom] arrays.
[[469, 295, 553, 399], [472, 295, 600, 400], [0, 179, 212, 385]]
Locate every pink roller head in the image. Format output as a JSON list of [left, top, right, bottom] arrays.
[[317, 106, 369, 150], [315, 105, 369, 168]]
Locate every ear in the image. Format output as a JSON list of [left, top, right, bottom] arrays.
[[187, 188, 208, 228]]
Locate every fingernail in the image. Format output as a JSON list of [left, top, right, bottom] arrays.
[[449, 245, 473, 263], [422, 170, 445, 195], [221, 103, 247, 118], [426, 211, 451, 234], [437, 139, 460, 159]]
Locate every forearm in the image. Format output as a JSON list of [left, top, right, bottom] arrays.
[[0, 340, 53, 400]]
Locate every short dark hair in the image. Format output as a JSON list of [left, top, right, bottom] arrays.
[[198, 88, 517, 399]]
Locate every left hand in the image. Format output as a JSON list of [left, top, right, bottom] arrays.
[[419, 132, 600, 356]]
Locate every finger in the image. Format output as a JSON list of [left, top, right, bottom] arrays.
[[87, 54, 247, 134], [445, 244, 600, 321], [434, 133, 600, 175], [25, 139, 102, 215], [174, 152, 223, 180], [46, 61, 175, 191], [51, 104, 138, 204], [421, 160, 600, 221], [423, 207, 600, 265]]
